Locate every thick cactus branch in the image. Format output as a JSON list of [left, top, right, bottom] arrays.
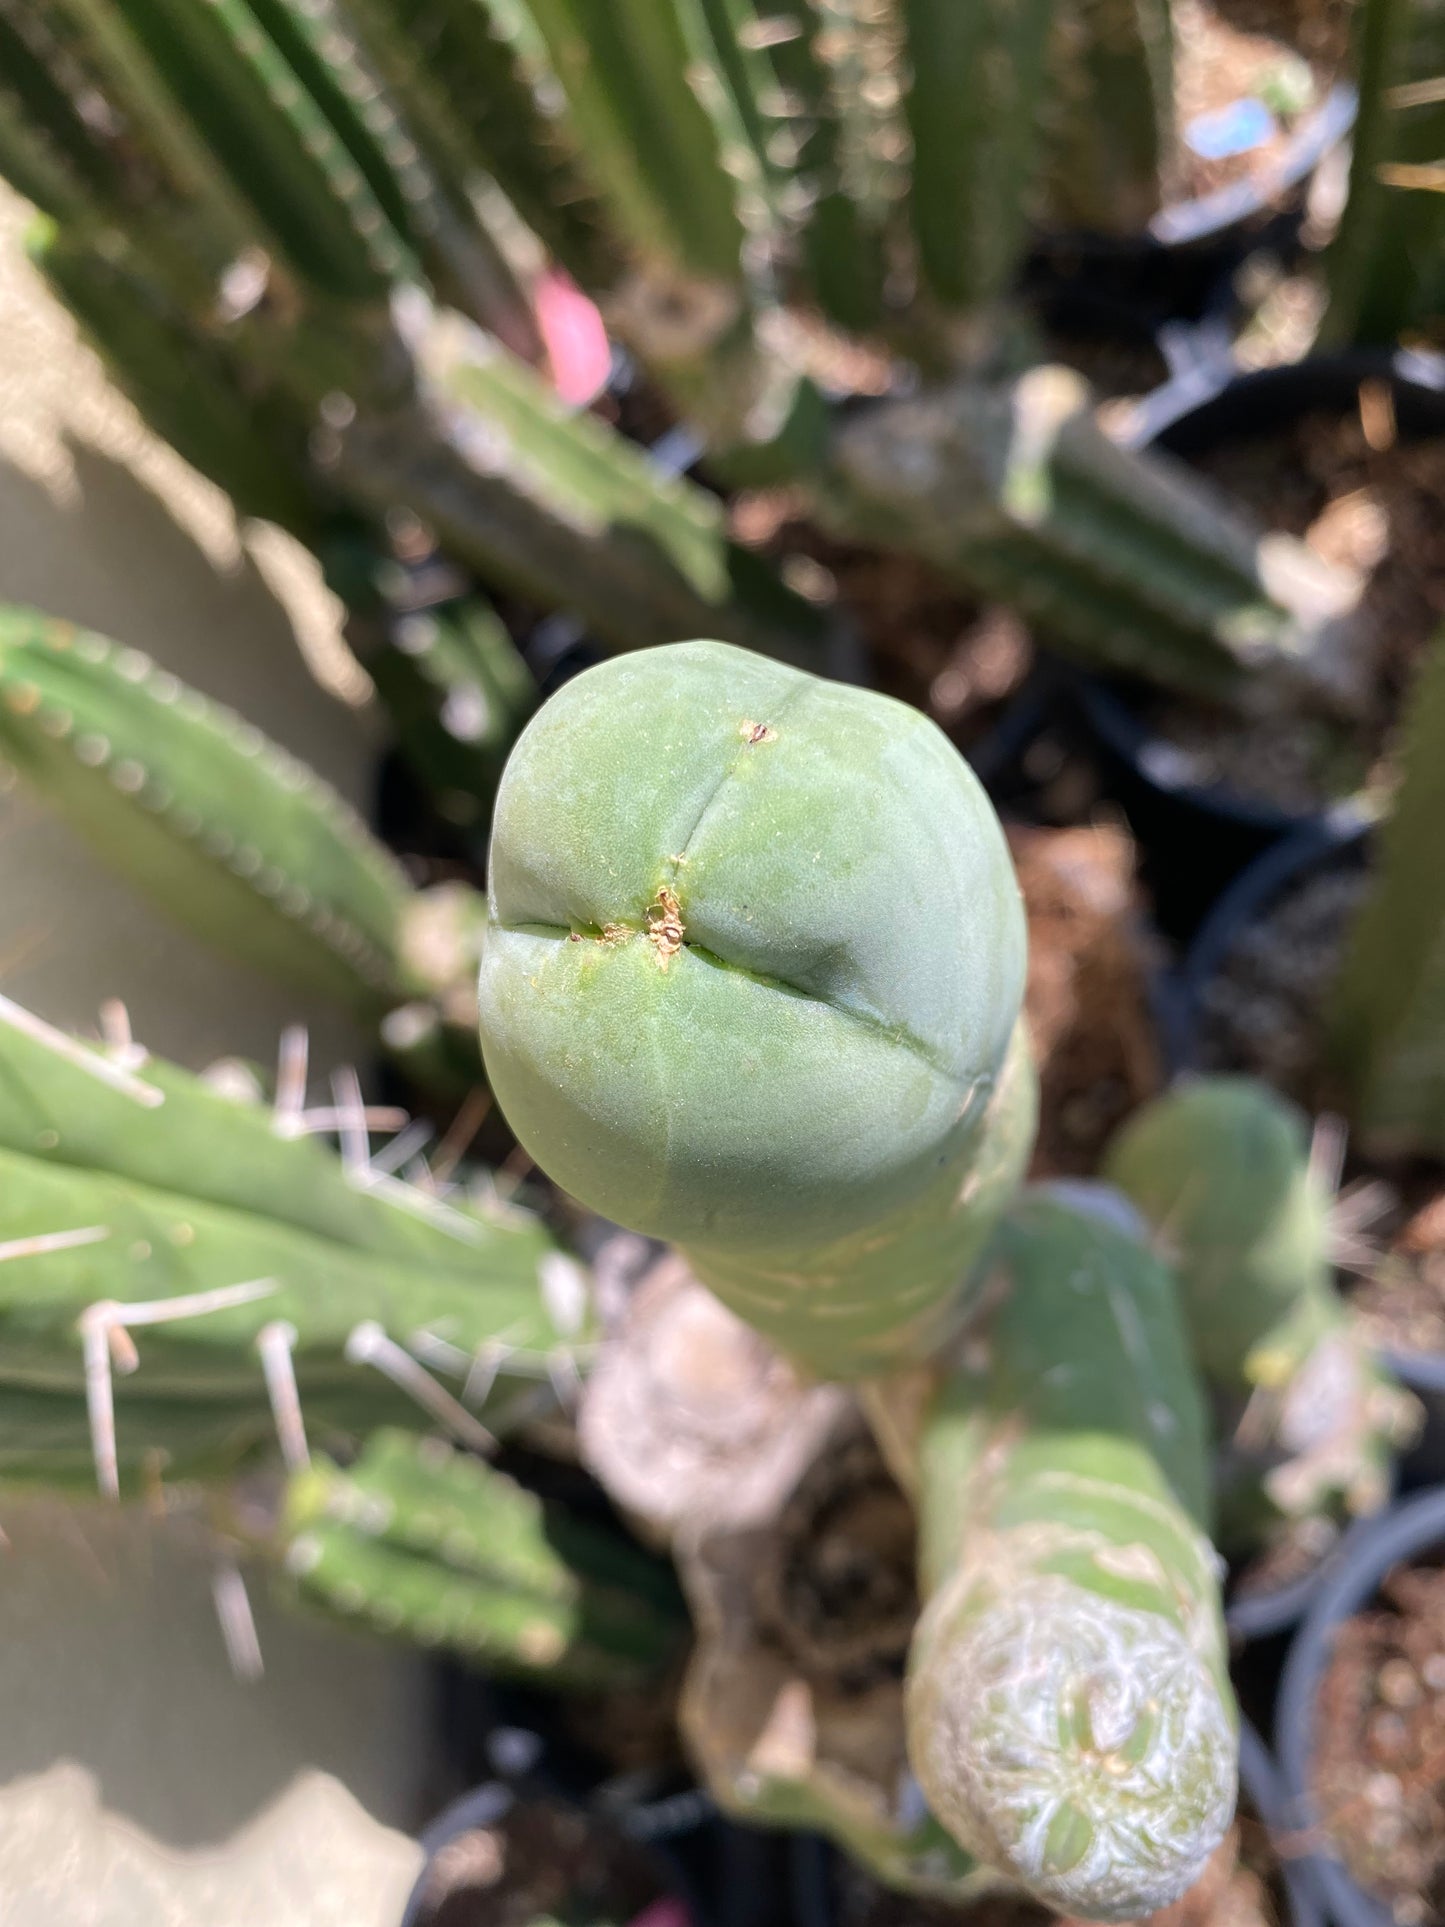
[[0, 606, 415, 1015], [1039, 0, 1173, 236], [821, 367, 1372, 709], [904, 1190, 1237, 1920], [1103, 1079, 1414, 1540], [282, 1428, 683, 1686], [478, 639, 1035, 1379]]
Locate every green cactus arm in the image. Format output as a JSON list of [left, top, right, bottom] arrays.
[[901, 0, 1059, 313], [904, 1190, 1237, 1921], [1329, 632, 1445, 1150], [477, 639, 1033, 1378], [1103, 1078, 1413, 1532], [28, 221, 320, 539], [0, 4, 118, 219], [518, 0, 746, 284], [0, 606, 419, 1015], [1322, 0, 1445, 347], [340, 328, 829, 666], [1038, 0, 1172, 236], [71, 0, 410, 300], [240, 0, 543, 356], [281, 1431, 683, 1686], [337, 0, 619, 293], [819, 367, 1370, 709]]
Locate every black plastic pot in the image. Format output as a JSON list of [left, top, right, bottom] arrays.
[[1226, 1501, 1398, 1646], [1162, 801, 1372, 1074], [1276, 1485, 1445, 1927], [1067, 346, 1445, 941]]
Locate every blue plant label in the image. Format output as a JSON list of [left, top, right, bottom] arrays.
[[1183, 98, 1277, 160]]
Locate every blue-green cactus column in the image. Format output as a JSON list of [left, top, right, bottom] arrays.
[[476, 639, 1033, 1379]]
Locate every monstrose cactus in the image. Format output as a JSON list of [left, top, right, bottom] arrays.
[[479, 640, 1239, 1916]]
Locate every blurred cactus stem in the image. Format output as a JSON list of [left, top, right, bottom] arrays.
[[1330, 632, 1445, 1155], [477, 639, 1036, 1380], [282, 1428, 684, 1687], [902, 1189, 1238, 1920], [1103, 1078, 1415, 1543], [1321, 0, 1445, 347], [819, 365, 1372, 711]]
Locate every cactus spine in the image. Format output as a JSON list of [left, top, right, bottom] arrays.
[[904, 1190, 1237, 1920], [477, 639, 1034, 1379], [282, 1429, 683, 1686], [1105, 1080, 1414, 1534]]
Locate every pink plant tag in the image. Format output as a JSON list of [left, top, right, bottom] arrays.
[[536, 267, 612, 406], [625, 1899, 694, 1927]]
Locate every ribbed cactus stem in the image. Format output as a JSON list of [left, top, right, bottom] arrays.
[[336, 325, 830, 666], [1330, 633, 1445, 1152], [478, 639, 1034, 1379], [822, 366, 1371, 709], [1321, 0, 1445, 346], [1104, 1078, 1413, 1529], [0, 606, 415, 1014], [1039, 0, 1173, 235], [282, 1429, 682, 1686], [904, 1190, 1237, 1920]]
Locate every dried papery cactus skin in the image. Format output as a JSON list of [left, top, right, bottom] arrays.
[[282, 1428, 685, 1687], [477, 638, 1033, 1378], [678, 1400, 988, 1896], [903, 1190, 1237, 1921], [1102, 1077, 1413, 1537], [576, 1252, 850, 1546]]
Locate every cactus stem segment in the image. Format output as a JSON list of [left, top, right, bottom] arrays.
[[257, 1319, 310, 1473], [82, 1277, 280, 1497], [343, 1319, 497, 1454], [0, 990, 164, 1107]]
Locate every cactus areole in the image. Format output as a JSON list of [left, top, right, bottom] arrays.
[[477, 640, 1031, 1376]]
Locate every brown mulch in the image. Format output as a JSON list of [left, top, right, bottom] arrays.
[[1010, 822, 1164, 1177], [1312, 1563, 1445, 1925], [407, 1797, 665, 1927]]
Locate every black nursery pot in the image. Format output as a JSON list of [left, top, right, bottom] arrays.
[[1068, 346, 1445, 944], [1275, 1486, 1445, 1927]]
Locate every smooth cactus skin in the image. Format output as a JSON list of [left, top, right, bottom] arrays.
[[478, 640, 1031, 1377], [282, 1429, 683, 1687], [905, 1192, 1237, 1921], [0, 1011, 590, 1484], [0, 606, 413, 1015], [1102, 1078, 1408, 1531]]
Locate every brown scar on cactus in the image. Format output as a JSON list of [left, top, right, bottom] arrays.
[[647, 885, 686, 966], [740, 719, 776, 744]]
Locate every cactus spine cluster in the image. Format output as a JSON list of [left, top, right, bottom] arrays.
[[479, 639, 1241, 1916]]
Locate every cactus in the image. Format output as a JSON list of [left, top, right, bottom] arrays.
[[1329, 636, 1445, 1155], [477, 638, 1036, 1380], [0, 994, 592, 1493], [1039, 0, 1174, 237], [0, 604, 423, 1016], [280, 1428, 684, 1687], [903, 1189, 1237, 1920], [1103, 1079, 1415, 1539], [1321, 0, 1445, 347]]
